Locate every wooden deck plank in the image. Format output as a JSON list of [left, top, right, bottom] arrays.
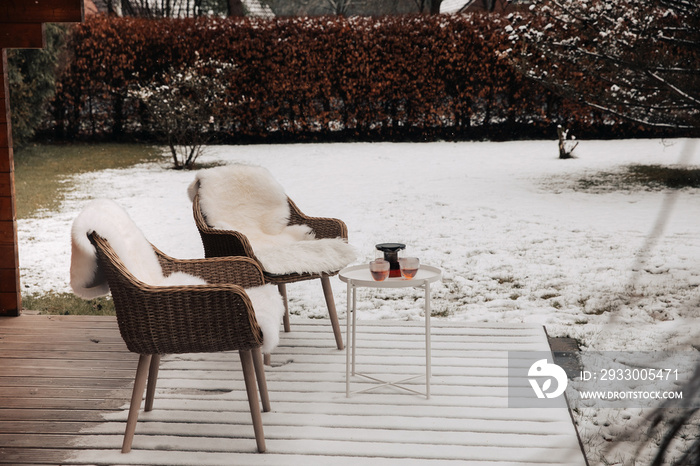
[[0, 315, 587, 465], [1, 408, 124, 420], [0, 377, 134, 388], [0, 387, 131, 399], [0, 448, 574, 466], [1, 429, 577, 449]]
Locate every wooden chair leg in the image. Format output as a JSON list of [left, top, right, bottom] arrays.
[[252, 348, 271, 412], [240, 350, 266, 453], [321, 275, 344, 350], [278, 283, 290, 332], [145, 354, 161, 412], [122, 354, 151, 453]]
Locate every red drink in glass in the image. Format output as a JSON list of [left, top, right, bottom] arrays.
[[399, 257, 420, 280], [369, 259, 390, 281]]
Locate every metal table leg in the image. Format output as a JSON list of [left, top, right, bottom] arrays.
[[425, 280, 431, 399], [345, 280, 352, 397]]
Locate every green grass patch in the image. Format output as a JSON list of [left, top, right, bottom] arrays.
[[14, 143, 163, 219], [626, 164, 700, 189], [16, 143, 163, 315], [431, 308, 451, 318], [574, 164, 700, 193], [23, 292, 115, 316]]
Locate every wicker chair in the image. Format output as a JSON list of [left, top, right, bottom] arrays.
[[191, 183, 347, 351], [90, 232, 271, 453]]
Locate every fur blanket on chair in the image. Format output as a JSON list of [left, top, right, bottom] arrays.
[[70, 199, 206, 299], [70, 199, 285, 353], [188, 164, 356, 275]]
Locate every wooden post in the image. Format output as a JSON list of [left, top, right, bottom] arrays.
[[0, 1, 83, 316], [0, 50, 20, 315]]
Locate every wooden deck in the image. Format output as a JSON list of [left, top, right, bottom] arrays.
[[0, 315, 587, 465]]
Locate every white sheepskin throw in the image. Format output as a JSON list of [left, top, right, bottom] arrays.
[[70, 199, 284, 353], [188, 164, 356, 275], [245, 284, 285, 354], [70, 198, 197, 299]]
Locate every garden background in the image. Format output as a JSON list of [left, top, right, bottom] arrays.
[[8, 3, 700, 465], [17, 12, 691, 151]]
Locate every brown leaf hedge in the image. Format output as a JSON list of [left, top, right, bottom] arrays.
[[45, 14, 675, 143]]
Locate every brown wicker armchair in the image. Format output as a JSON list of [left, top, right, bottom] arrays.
[[192, 184, 347, 351], [90, 232, 271, 453]]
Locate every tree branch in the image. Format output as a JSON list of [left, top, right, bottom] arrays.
[[647, 70, 700, 107]]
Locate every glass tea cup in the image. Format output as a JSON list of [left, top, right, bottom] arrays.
[[399, 257, 420, 280], [369, 259, 390, 281]]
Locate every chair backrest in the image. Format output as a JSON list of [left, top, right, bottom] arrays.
[[192, 187, 259, 259], [193, 164, 291, 235], [70, 198, 169, 298], [90, 233, 262, 355]]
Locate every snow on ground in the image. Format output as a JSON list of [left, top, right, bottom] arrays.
[[18, 138, 700, 464]]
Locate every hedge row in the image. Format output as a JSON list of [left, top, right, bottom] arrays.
[[44, 14, 672, 143]]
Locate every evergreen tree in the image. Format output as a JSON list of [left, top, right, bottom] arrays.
[[8, 24, 67, 148]]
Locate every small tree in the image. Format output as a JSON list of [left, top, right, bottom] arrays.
[[101, 0, 230, 17], [323, 0, 364, 15], [556, 125, 577, 159], [131, 55, 234, 169]]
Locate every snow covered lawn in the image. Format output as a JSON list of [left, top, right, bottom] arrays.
[[18, 138, 700, 464]]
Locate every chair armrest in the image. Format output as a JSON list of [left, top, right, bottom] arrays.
[[200, 228, 259, 259], [153, 247, 265, 287], [287, 197, 348, 240], [112, 283, 264, 355]]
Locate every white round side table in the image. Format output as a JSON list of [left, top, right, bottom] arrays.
[[338, 264, 442, 399]]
